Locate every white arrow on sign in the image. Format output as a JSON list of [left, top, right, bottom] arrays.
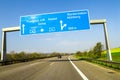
[[22, 24, 25, 34], [60, 20, 67, 30]]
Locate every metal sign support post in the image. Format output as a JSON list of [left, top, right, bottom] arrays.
[[103, 22, 112, 61], [90, 19, 112, 61], [1, 27, 20, 61], [1, 31, 6, 61]]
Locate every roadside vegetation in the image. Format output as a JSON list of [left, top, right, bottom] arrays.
[[0, 42, 120, 68], [75, 42, 103, 60], [75, 42, 120, 62], [5, 51, 65, 61], [0, 51, 67, 65], [74, 42, 120, 70], [100, 48, 120, 62]]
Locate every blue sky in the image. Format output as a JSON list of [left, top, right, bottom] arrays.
[[0, 0, 120, 53]]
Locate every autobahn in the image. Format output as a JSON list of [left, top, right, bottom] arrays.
[[0, 56, 120, 80]]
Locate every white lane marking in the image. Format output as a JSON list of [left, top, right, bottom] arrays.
[[29, 62, 42, 66], [50, 62, 55, 66], [68, 57, 89, 80]]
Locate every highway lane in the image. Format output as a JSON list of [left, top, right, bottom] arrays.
[[0, 56, 82, 80], [0, 56, 120, 80], [73, 60, 120, 80], [27, 57, 82, 80]]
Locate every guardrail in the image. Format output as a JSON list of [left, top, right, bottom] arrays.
[[0, 57, 48, 65], [0, 59, 31, 65], [80, 58, 120, 70], [0, 55, 59, 66]]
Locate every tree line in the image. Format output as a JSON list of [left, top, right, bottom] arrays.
[[0, 42, 103, 62], [0, 51, 66, 62], [75, 42, 103, 59]]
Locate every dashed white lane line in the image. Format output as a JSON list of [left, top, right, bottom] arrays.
[[29, 62, 41, 66], [68, 57, 89, 80], [50, 62, 55, 66]]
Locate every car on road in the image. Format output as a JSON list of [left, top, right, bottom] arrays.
[[57, 55, 62, 58]]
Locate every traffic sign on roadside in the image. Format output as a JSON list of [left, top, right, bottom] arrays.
[[20, 10, 90, 35]]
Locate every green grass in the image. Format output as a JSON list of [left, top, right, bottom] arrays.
[[111, 52, 120, 62], [102, 47, 120, 54], [111, 47, 120, 52], [101, 47, 120, 62], [74, 47, 120, 62]]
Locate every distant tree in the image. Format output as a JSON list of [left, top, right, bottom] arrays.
[[83, 51, 88, 57], [51, 52, 59, 57], [17, 51, 26, 60], [88, 50, 94, 58], [75, 51, 83, 57], [6, 54, 12, 61], [8, 51, 17, 60], [92, 42, 103, 58], [9, 51, 15, 54]]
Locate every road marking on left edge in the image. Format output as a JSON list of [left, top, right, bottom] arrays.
[[50, 62, 55, 66], [68, 57, 89, 80]]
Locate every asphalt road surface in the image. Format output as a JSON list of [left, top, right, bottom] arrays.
[[0, 56, 120, 80]]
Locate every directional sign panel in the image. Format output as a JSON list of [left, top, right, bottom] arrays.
[[20, 10, 90, 35]]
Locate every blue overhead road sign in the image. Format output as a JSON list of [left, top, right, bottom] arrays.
[[20, 10, 90, 35]]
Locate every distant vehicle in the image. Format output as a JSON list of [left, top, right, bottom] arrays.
[[57, 55, 62, 58]]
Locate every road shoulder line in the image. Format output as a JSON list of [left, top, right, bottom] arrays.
[[68, 57, 89, 80]]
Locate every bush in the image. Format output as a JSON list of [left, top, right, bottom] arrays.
[[75, 42, 103, 59]]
